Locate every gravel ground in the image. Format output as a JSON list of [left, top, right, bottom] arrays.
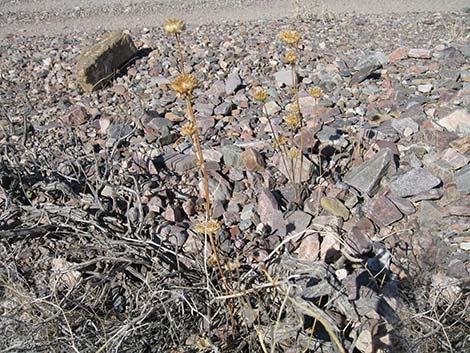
[[1, 0, 470, 35], [1, 4, 469, 353]]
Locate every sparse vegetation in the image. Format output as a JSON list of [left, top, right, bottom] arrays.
[[1, 6, 470, 353]]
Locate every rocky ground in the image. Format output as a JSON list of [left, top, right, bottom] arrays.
[[1, 7, 470, 353], [1, 0, 470, 35]]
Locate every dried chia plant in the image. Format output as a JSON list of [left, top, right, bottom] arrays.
[[164, 19, 230, 294], [278, 29, 304, 201]]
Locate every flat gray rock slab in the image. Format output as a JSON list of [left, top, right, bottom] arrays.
[[390, 168, 441, 197], [455, 165, 470, 194], [344, 148, 393, 196]]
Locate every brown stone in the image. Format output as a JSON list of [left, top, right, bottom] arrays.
[[242, 147, 265, 172], [76, 31, 138, 92], [364, 196, 403, 227]]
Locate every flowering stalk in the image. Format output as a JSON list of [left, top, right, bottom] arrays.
[[185, 99, 230, 291], [279, 30, 303, 201], [165, 19, 229, 293], [253, 87, 295, 185]]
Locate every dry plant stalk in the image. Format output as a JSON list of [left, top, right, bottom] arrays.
[[252, 87, 295, 185], [164, 19, 229, 293]]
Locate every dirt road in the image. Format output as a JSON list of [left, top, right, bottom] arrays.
[[0, 0, 468, 35]]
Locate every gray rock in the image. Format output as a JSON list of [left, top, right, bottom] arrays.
[[225, 72, 242, 95], [355, 52, 388, 69], [214, 101, 233, 116], [390, 168, 441, 197], [257, 189, 286, 236], [206, 174, 232, 202], [278, 153, 316, 183], [108, 123, 133, 139], [241, 203, 256, 221], [221, 144, 244, 168], [274, 69, 296, 87], [286, 211, 313, 234], [163, 152, 197, 174], [264, 101, 281, 115], [349, 64, 382, 86], [440, 148, 469, 170], [408, 48, 431, 59], [316, 126, 349, 148], [141, 113, 175, 146], [195, 102, 214, 116], [418, 201, 444, 228], [455, 165, 470, 194], [391, 117, 419, 135], [344, 148, 393, 196]]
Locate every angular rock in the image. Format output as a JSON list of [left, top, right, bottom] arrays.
[[320, 197, 350, 220], [163, 152, 197, 174], [62, 105, 88, 125], [165, 112, 185, 122], [274, 69, 296, 87], [438, 109, 470, 134], [221, 144, 244, 168], [344, 148, 393, 196], [410, 188, 443, 202], [388, 195, 416, 215], [297, 233, 320, 262], [76, 31, 137, 92], [408, 48, 432, 59], [441, 148, 470, 170], [450, 136, 470, 154], [390, 168, 441, 197], [163, 205, 183, 222], [225, 72, 242, 95], [286, 211, 313, 234], [391, 117, 419, 135], [264, 101, 281, 115], [455, 165, 470, 194], [214, 101, 233, 116], [320, 232, 341, 261], [346, 226, 373, 256], [257, 189, 286, 236], [389, 47, 408, 64], [364, 196, 403, 227], [205, 172, 232, 202], [108, 123, 132, 139], [349, 64, 382, 87], [242, 147, 265, 172]]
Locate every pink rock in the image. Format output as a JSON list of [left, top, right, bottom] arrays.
[[438, 109, 470, 133], [62, 105, 88, 125], [388, 47, 407, 64], [320, 232, 341, 261], [364, 196, 403, 227], [408, 48, 432, 59], [297, 233, 320, 262], [163, 205, 183, 222]]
